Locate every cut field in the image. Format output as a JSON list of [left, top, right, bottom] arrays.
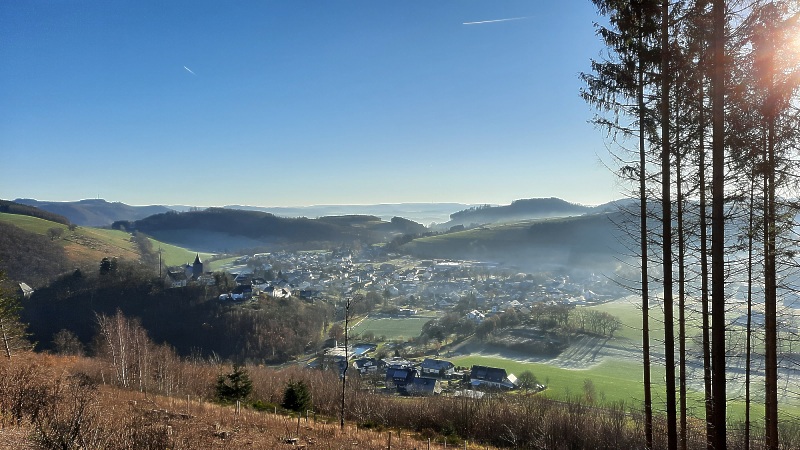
[[351, 315, 436, 341]]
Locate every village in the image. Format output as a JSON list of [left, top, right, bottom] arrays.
[[203, 247, 627, 309], [155, 246, 627, 396]]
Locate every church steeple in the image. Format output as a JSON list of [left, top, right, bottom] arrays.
[[192, 253, 203, 279]]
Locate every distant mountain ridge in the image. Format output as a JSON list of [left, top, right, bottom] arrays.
[[222, 203, 470, 226], [443, 197, 595, 228], [14, 198, 173, 227], [130, 208, 426, 252], [13, 199, 471, 227]]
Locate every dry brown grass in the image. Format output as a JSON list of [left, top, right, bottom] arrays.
[[0, 352, 493, 449], [3, 352, 796, 449]]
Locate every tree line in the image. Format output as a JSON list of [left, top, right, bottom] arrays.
[[584, 1, 800, 449]]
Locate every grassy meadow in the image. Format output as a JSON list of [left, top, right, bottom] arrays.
[[0, 212, 140, 263], [351, 315, 437, 341], [0, 212, 213, 269], [146, 237, 214, 267], [452, 298, 800, 423]]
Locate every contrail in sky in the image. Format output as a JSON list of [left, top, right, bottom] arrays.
[[183, 65, 196, 75], [463, 16, 529, 25]]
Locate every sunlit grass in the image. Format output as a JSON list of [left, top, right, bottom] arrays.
[[147, 237, 214, 267], [0, 212, 69, 234], [351, 316, 437, 341]]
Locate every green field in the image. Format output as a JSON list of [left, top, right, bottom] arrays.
[[403, 221, 534, 249], [0, 212, 139, 256], [451, 354, 659, 402], [351, 315, 436, 341], [205, 255, 239, 271], [147, 238, 214, 267], [593, 296, 711, 345], [451, 297, 800, 423], [450, 354, 799, 422], [0, 212, 73, 235]]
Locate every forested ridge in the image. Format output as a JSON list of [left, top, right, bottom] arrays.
[[446, 198, 592, 227], [0, 199, 71, 225], [129, 208, 424, 248]]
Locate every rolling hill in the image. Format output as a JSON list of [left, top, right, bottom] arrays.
[[224, 202, 469, 225], [400, 212, 627, 273], [0, 212, 209, 286], [13, 198, 174, 227], [441, 197, 600, 229], [130, 208, 426, 252], [0, 199, 71, 225]]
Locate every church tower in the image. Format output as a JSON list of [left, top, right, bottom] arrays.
[[192, 253, 203, 280]]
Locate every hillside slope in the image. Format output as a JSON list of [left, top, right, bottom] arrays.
[[0, 221, 69, 287], [132, 208, 425, 252], [443, 197, 593, 229], [14, 198, 173, 226], [401, 212, 626, 273], [0, 213, 206, 285], [0, 199, 71, 225]]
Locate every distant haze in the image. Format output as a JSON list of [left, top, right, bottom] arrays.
[[221, 203, 475, 226]]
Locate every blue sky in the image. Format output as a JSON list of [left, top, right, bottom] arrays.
[[1, 1, 617, 207]]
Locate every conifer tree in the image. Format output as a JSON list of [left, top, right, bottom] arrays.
[[215, 364, 253, 402], [282, 380, 312, 413]]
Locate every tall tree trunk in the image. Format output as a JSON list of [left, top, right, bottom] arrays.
[[699, 90, 714, 450], [764, 53, 779, 450], [661, 1, 678, 449], [745, 156, 757, 450], [677, 140, 687, 450], [710, 0, 727, 448], [698, 57, 714, 450], [639, 13, 654, 449]]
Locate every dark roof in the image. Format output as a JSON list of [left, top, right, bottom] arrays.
[[232, 285, 252, 294], [387, 367, 416, 383], [421, 358, 454, 371], [470, 365, 508, 383], [166, 270, 188, 281], [410, 377, 440, 393], [354, 358, 383, 369], [194, 253, 202, 264]]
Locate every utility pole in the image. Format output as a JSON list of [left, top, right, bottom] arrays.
[[340, 295, 352, 430]]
